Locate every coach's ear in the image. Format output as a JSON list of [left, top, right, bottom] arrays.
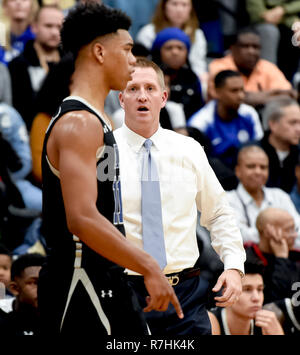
[[161, 89, 168, 109], [119, 91, 125, 109]]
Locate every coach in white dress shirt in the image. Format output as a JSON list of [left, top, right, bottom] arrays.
[[113, 57, 246, 335]]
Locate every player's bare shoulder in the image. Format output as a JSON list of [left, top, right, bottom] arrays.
[[47, 110, 105, 169], [51, 110, 104, 148]]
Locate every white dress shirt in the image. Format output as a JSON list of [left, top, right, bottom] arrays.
[[114, 124, 245, 275], [227, 183, 300, 248]]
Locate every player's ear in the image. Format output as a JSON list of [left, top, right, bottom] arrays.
[[92, 41, 105, 64]]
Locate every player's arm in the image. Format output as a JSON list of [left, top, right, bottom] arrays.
[[47, 112, 183, 317], [207, 311, 221, 335]]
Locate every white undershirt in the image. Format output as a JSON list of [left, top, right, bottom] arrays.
[[276, 149, 289, 167]]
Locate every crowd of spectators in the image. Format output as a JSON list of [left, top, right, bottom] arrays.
[[1, 0, 300, 336]]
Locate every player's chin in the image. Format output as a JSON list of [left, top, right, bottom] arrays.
[[127, 73, 134, 83], [117, 76, 132, 91]]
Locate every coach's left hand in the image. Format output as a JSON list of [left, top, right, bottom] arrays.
[[212, 269, 242, 307]]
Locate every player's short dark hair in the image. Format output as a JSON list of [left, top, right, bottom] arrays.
[[214, 70, 241, 89], [11, 253, 45, 281], [60, 3, 131, 57]]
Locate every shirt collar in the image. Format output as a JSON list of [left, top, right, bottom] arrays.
[[237, 183, 268, 205], [263, 187, 274, 204], [228, 54, 263, 77], [237, 183, 254, 205], [120, 123, 164, 153]]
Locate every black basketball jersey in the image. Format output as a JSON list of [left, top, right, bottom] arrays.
[[271, 298, 300, 335], [41, 97, 125, 274], [39, 97, 149, 336], [210, 307, 263, 335]]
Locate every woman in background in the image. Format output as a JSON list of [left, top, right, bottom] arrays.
[[0, 0, 39, 65], [135, 0, 208, 81]]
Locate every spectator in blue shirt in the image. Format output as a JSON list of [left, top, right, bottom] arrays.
[[0, 103, 43, 253], [188, 70, 263, 170], [0, 0, 37, 65], [0, 103, 41, 212]]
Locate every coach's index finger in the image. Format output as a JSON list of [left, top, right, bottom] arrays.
[[143, 292, 184, 319], [171, 291, 184, 319]]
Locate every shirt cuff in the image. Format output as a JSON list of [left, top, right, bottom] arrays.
[[223, 254, 245, 274]]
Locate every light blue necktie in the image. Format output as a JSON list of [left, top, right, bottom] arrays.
[[141, 139, 167, 270]]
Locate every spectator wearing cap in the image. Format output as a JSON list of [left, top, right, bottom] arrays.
[[152, 26, 191, 53], [135, 0, 208, 80], [151, 27, 205, 120]]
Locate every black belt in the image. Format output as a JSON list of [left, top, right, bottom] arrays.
[[128, 267, 201, 286]]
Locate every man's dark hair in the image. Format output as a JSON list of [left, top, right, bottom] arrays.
[[244, 259, 265, 276], [231, 26, 260, 46], [244, 249, 265, 276], [214, 70, 241, 89], [60, 3, 131, 57], [11, 253, 46, 281]]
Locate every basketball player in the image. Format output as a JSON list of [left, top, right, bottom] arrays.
[[38, 2, 182, 336]]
